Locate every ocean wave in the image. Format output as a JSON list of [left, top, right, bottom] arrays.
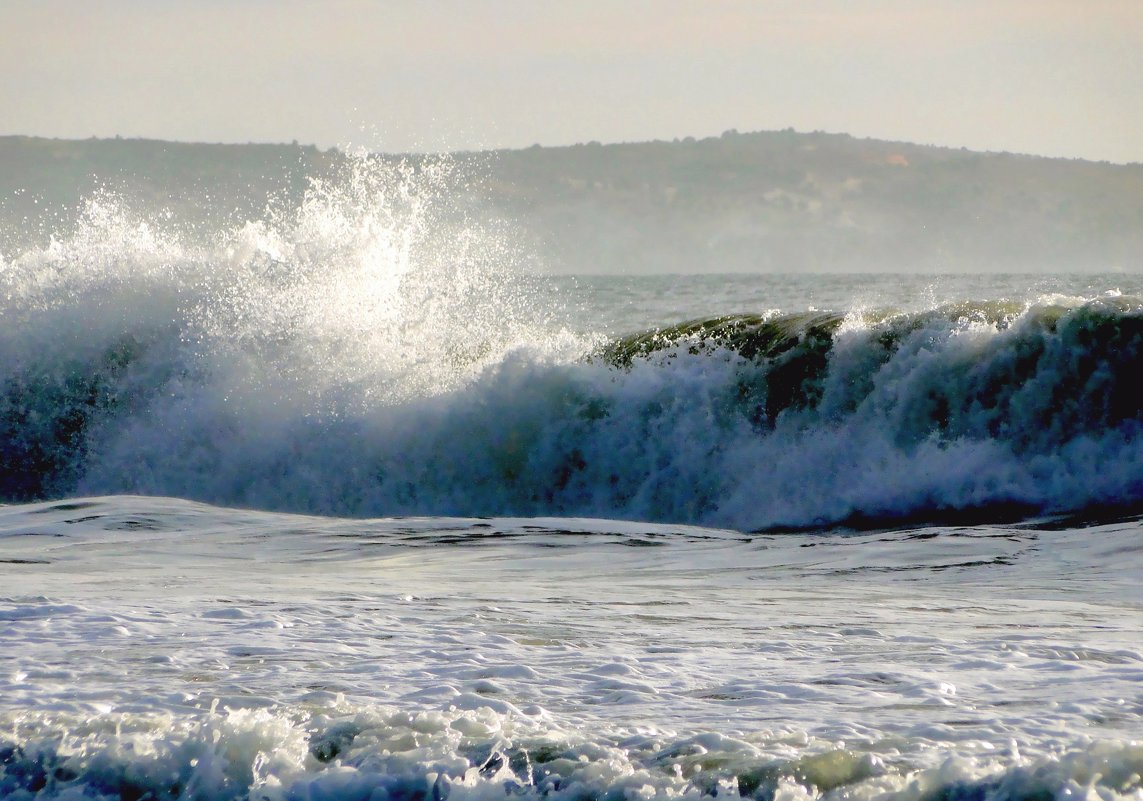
[[3, 294, 1141, 530], [2, 157, 1141, 530]]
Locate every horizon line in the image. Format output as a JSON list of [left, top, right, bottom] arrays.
[[2, 128, 1139, 167]]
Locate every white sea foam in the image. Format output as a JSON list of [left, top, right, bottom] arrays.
[[1, 497, 1141, 800]]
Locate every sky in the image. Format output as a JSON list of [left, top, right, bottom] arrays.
[[3, 0, 1141, 163]]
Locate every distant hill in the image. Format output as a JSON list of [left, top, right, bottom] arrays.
[[2, 131, 1141, 273]]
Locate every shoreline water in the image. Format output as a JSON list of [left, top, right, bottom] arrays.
[[2, 152, 1141, 800], [3, 495, 1141, 800]]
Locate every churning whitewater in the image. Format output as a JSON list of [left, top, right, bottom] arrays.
[[1, 154, 1142, 528], [1, 152, 1141, 801], [8, 288, 1143, 529]]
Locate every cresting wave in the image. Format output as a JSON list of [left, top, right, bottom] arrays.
[[2, 157, 1141, 529]]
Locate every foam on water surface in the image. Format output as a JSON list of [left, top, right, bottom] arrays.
[[1, 497, 1141, 800]]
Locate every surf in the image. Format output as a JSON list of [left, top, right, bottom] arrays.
[[2, 155, 1142, 530]]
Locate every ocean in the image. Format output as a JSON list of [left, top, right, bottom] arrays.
[[1, 154, 1140, 801]]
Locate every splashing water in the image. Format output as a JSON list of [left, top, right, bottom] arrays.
[[200, 152, 578, 404], [0, 152, 586, 502], [2, 153, 1143, 526], [4, 150, 576, 399]]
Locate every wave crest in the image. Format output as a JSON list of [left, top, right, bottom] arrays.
[[2, 160, 1141, 527]]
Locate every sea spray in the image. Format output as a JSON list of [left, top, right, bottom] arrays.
[[0, 152, 584, 502], [197, 152, 574, 402], [2, 156, 1142, 526]]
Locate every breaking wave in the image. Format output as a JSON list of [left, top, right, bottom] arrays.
[[2, 155, 1141, 530]]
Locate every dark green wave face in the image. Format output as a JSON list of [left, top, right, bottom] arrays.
[[2, 288, 1143, 529], [598, 300, 1071, 368], [598, 312, 849, 428], [599, 311, 847, 367], [598, 299, 1143, 460], [0, 332, 165, 500]]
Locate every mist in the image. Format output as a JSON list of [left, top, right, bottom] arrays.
[[3, 131, 1141, 275]]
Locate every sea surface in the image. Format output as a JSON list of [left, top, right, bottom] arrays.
[[1, 156, 1141, 800]]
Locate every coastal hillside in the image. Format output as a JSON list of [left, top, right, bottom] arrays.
[[2, 131, 1141, 273]]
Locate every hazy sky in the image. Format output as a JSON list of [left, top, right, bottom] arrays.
[[3, 0, 1141, 162]]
